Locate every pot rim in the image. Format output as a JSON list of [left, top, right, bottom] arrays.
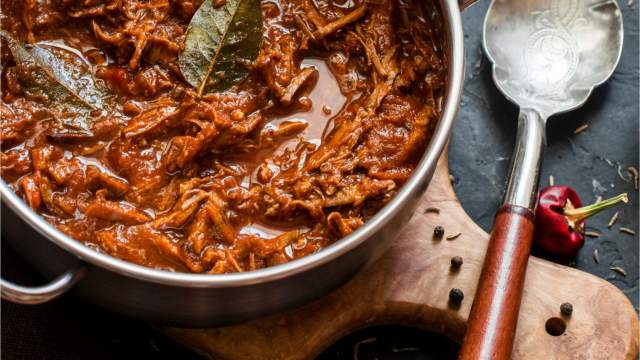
[[0, 0, 464, 288]]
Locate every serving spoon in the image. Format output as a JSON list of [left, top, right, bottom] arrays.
[[458, 0, 624, 359]]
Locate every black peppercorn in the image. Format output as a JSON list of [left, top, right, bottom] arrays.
[[560, 302, 573, 316], [450, 256, 463, 270], [433, 225, 445, 239], [448, 288, 464, 305]]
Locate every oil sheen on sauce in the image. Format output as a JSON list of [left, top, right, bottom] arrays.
[[240, 58, 347, 239]]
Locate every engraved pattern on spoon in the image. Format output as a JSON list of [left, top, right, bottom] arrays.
[[522, 0, 584, 98]]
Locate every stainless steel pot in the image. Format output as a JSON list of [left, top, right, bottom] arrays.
[[1, 0, 467, 327]]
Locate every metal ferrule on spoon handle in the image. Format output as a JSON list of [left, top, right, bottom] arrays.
[[504, 109, 546, 210], [459, 108, 546, 360]]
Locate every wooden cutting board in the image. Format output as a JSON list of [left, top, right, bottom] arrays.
[[165, 151, 639, 360]]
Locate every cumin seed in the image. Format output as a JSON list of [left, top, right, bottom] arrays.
[[595, 195, 603, 204], [607, 211, 619, 228], [424, 207, 440, 214], [573, 124, 589, 134], [549, 175, 555, 186], [610, 266, 627, 276], [620, 227, 636, 235], [627, 166, 638, 190], [585, 231, 600, 238], [593, 249, 600, 264], [446, 232, 461, 240], [617, 163, 631, 183]]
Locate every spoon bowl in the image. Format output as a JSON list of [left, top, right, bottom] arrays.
[[484, 0, 623, 119]]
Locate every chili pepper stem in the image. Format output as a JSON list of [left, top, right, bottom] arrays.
[[564, 193, 628, 227]]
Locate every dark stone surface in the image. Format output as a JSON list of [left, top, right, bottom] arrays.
[[2, 2, 638, 359]]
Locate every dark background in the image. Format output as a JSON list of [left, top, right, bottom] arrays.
[[2, 1, 638, 359]]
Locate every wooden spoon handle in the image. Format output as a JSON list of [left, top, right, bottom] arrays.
[[458, 205, 535, 360]]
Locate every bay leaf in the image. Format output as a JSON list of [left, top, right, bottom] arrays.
[[0, 31, 113, 136], [179, 0, 262, 95]]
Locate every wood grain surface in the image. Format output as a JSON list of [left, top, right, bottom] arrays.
[[165, 152, 639, 360]]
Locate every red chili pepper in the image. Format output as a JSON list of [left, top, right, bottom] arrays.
[[534, 186, 628, 257]]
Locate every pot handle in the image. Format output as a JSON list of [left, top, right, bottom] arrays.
[[1, 266, 87, 304]]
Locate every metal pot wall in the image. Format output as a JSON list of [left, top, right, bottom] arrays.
[[0, 0, 467, 327]]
